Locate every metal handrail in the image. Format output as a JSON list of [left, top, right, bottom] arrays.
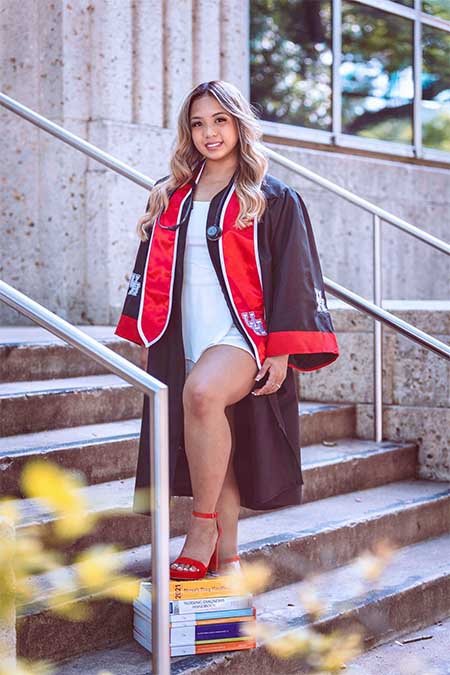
[[1, 91, 449, 674], [264, 146, 450, 256], [325, 278, 450, 360], [0, 280, 171, 675]]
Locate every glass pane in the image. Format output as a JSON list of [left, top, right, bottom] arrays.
[[422, 25, 450, 150], [422, 0, 450, 20], [341, 2, 414, 143], [250, 0, 332, 131], [394, 0, 414, 6]]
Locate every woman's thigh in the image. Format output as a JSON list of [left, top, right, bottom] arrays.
[[183, 345, 258, 409]]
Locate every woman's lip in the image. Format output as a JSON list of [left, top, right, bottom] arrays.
[[205, 142, 223, 149]]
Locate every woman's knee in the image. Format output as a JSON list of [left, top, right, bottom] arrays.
[[183, 378, 223, 417]]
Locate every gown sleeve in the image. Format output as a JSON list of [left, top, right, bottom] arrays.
[[265, 186, 339, 372]]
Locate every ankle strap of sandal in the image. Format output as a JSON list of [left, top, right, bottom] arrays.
[[192, 510, 218, 519]]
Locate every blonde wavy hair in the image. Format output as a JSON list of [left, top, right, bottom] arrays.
[[136, 80, 269, 241]]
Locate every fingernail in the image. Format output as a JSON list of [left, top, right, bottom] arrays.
[[251, 391, 258, 396], [255, 376, 261, 381]]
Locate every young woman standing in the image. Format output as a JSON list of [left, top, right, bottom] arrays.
[[115, 80, 339, 580]]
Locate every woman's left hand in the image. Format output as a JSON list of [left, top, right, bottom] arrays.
[[252, 354, 289, 396]]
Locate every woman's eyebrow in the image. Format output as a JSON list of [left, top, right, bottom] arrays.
[[190, 112, 228, 121]]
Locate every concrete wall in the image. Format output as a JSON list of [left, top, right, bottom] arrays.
[[0, 518, 16, 666], [0, 0, 250, 325], [301, 301, 450, 481], [1, 1, 448, 480], [1, 0, 449, 328]]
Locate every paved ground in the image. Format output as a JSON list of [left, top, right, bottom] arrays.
[[346, 616, 450, 674]]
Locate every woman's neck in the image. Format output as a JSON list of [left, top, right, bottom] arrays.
[[201, 156, 238, 182]]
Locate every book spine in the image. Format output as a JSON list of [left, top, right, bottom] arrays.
[[134, 598, 254, 623], [134, 616, 254, 647], [133, 628, 255, 656], [170, 595, 253, 614], [138, 578, 236, 602]]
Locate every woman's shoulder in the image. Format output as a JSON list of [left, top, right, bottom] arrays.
[[261, 173, 297, 202]]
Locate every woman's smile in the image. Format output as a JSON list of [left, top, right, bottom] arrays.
[[205, 141, 223, 150]]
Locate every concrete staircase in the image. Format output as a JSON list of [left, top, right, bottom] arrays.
[[1, 327, 449, 673]]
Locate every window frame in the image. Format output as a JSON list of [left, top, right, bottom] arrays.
[[251, 0, 450, 164]]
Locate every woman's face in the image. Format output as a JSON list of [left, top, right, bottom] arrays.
[[189, 94, 239, 165]]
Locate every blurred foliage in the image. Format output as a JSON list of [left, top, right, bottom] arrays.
[[0, 459, 441, 674], [0, 459, 141, 675]]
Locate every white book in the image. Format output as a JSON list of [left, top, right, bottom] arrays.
[[134, 593, 253, 615], [133, 599, 255, 624]]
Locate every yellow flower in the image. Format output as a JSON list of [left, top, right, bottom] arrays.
[[20, 460, 95, 540], [227, 560, 271, 595], [74, 545, 121, 590], [355, 539, 396, 582], [100, 575, 141, 602], [298, 583, 326, 619], [0, 498, 20, 526]]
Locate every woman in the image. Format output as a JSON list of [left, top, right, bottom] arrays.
[[115, 80, 339, 581]]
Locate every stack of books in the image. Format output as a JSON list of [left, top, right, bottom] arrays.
[[133, 576, 256, 656]]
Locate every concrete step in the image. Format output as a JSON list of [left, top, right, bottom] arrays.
[[344, 615, 450, 674], [12, 439, 418, 557], [0, 326, 141, 382], [17, 479, 450, 663], [0, 401, 357, 488], [296, 400, 356, 445], [0, 419, 141, 495], [52, 533, 450, 674], [0, 374, 143, 436]]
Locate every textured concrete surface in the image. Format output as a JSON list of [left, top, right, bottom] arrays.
[[0, 518, 15, 666], [347, 616, 450, 674], [52, 535, 450, 674], [17, 480, 450, 662], [300, 301, 450, 481], [0, 373, 143, 436], [2, 2, 449, 327], [10, 440, 418, 559]]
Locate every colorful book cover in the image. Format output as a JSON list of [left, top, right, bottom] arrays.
[[133, 626, 256, 656], [134, 614, 255, 646], [135, 593, 253, 615], [133, 598, 255, 623], [138, 577, 237, 602]]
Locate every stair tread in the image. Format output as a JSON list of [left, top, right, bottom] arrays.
[[13, 441, 417, 526], [0, 418, 141, 455], [0, 405, 358, 456], [53, 533, 450, 674], [20, 478, 450, 598], [0, 325, 119, 346], [255, 532, 450, 623], [0, 373, 132, 397]]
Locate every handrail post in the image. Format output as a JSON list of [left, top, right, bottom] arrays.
[[151, 387, 171, 674], [373, 214, 383, 442]]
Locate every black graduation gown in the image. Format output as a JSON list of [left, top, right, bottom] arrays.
[[115, 172, 339, 515]]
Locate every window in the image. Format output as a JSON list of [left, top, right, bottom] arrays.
[[250, 0, 332, 131], [341, 3, 414, 144], [422, 24, 450, 149], [422, 0, 450, 21], [250, 0, 450, 159]]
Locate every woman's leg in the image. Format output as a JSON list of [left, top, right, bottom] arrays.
[[171, 345, 257, 572], [214, 405, 241, 561]]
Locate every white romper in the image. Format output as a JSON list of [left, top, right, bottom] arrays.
[[181, 200, 255, 376]]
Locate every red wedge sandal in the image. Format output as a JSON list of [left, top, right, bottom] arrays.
[[170, 510, 222, 580]]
